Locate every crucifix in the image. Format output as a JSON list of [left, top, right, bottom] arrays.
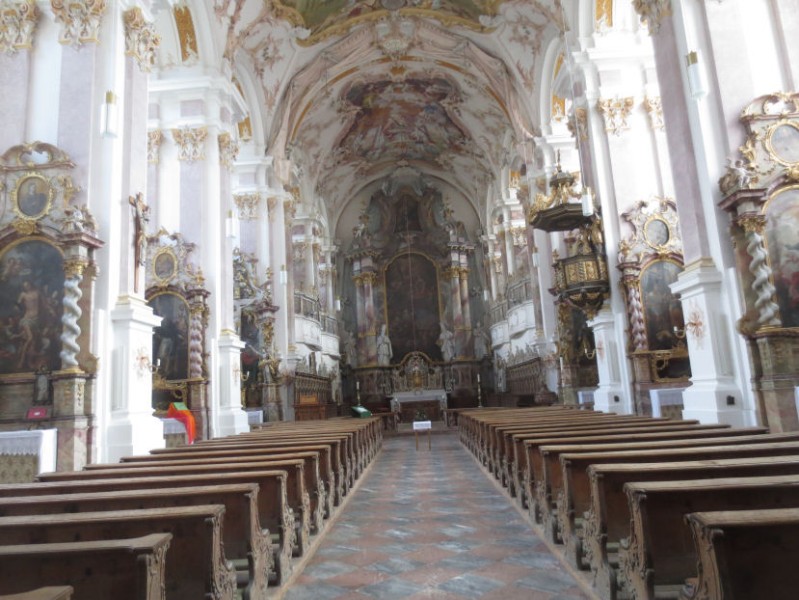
[[129, 193, 149, 293]]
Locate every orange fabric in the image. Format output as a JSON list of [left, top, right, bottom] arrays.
[[167, 403, 196, 444]]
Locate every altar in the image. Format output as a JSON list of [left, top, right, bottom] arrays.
[[390, 389, 448, 422]]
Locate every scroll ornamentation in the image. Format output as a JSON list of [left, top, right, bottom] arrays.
[[51, 0, 107, 46], [172, 126, 207, 162], [123, 7, 160, 72]]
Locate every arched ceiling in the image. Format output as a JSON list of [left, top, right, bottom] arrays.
[[211, 0, 563, 231]]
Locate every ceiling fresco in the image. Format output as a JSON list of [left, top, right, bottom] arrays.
[[200, 0, 562, 233], [268, 0, 501, 45], [338, 78, 469, 163]]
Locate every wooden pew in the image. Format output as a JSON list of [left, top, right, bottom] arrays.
[[84, 451, 327, 536], [490, 415, 670, 480], [141, 440, 342, 511], [0, 587, 74, 600], [512, 426, 757, 508], [582, 455, 799, 600], [0, 505, 237, 599], [619, 475, 799, 600], [0, 535, 169, 600], [37, 458, 314, 557], [547, 434, 799, 558], [0, 484, 272, 599], [507, 422, 724, 500], [122, 443, 336, 519], [518, 425, 752, 518], [0, 470, 294, 585], [683, 507, 799, 600]]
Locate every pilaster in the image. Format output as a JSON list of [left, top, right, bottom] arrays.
[[216, 331, 249, 436]]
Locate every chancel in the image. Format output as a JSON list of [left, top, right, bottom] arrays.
[[1, 1, 799, 599]]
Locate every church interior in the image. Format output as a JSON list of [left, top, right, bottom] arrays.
[[1, 0, 799, 598]]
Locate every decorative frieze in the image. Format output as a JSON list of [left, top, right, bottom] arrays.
[[631, 0, 672, 35], [218, 132, 239, 169], [51, 0, 106, 47], [597, 97, 635, 136], [123, 7, 160, 73], [147, 130, 163, 164], [234, 193, 261, 220], [0, 0, 38, 54], [172, 126, 207, 162], [644, 96, 664, 131]]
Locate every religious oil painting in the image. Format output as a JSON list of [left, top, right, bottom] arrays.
[[641, 259, 685, 351], [0, 241, 64, 374], [765, 187, 799, 328], [385, 253, 442, 362], [153, 249, 177, 283], [14, 174, 52, 219], [340, 78, 468, 164], [767, 122, 799, 165], [149, 292, 190, 381]]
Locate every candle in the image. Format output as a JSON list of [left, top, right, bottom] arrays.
[[356, 381, 360, 391], [477, 373, 481, 384]]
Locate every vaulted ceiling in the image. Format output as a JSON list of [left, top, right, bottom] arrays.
[[194, 1, 563, 230]]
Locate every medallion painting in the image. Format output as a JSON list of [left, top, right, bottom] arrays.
[[641, 260, 685, 351], [339, 78, 468, 164], [385, 253, 441, 362], [765, 187, 799, 328], [0, 241, 63, 374], [149, 292, 190, 381]]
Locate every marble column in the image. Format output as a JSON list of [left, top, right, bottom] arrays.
[[362, 271, 377, 365]]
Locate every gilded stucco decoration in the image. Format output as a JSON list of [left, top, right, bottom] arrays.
[[123, 7, 160, 73], [172, 126, 207, 162], [597, 97, 635, 136], [218, 132, 240, 169], [644, 96, 664, 131], [0, 0, 39, 54], [50, 0, 107, 46], [234, 193, 261, 221], [173, 4, 199, 62], [147, 130, 163, 164], [631, 0, 671, 35]]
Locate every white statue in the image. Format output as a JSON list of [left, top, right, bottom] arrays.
[[474, 322, 490, 360], [376, 325, 393, 366], [438, 321, 456, 362]]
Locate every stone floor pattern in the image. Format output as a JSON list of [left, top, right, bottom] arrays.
[[283, 430, 591, 600]]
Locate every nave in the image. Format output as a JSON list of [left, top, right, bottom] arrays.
[[283, 431, 589, 600]]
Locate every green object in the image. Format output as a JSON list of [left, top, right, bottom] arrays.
[[171, 402, 189, 412], [351, 406, 372, 418]]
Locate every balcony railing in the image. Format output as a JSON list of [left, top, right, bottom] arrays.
[[488, 300, 508, 326], [507, 279, 534, 307], [294, 292, 320, 321]]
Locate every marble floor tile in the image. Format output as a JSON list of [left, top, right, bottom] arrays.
[[280, 431, 591, 599]]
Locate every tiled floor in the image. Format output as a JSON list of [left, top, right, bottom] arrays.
[[282, 431, 592, 599]]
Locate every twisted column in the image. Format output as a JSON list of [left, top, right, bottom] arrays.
[[60, 258, 87, 371], [188, 301, 206, 379], [739, 214, 781, 328], [621, 266, 647, 351]]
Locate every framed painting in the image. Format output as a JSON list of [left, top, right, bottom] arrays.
[[640, 259, 685, 351], [13, 173, 53, 220], [0, 240, 64, 375], [384, 252, 442, 362], [152, 248, 178, 285], [148, 292, 190, 381], [764, 186, 799, 328]]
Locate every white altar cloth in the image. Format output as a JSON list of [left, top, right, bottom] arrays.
[[390, 390, 447, 413], [0, 429, 57, 474]]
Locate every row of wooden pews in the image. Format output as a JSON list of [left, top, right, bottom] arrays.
[[0, 416, 382, 599], [459, 406, 799, 600]]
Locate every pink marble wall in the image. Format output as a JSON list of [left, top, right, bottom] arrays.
[[0, 53, 30, 150]]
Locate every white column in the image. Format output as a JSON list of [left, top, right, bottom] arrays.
[[588, 307, 628, 414], [216, 332, 249, 435], [671, 261, 752, 426], [107, 299, 165, 461]]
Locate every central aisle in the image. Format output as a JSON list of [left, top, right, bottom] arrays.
[[283, 430, 591, 599]]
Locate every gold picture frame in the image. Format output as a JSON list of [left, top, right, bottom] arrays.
[[152, 248, 178, 285], [643, 216, 672, 252], [12, 173, 53, 221], [765, 120, 799, 166]]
